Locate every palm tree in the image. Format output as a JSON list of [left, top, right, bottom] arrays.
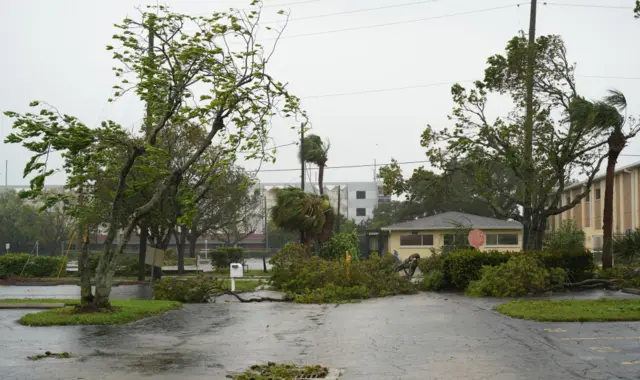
[[270, 187, 335, 246], [299, 134, 329, 195], [569, 90, 638, 269], [600, 90, 630, 270]]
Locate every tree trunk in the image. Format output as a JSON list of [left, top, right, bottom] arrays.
[[78, 231, 93, 307], [137, 226, 148, 281], [318, 164, 325, 195], [602, 130, 626, 270], [188, 229, 198, 259], [175, 227, 188, 274]]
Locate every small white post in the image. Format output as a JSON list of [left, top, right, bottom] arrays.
[[231, 278, 236, 292]]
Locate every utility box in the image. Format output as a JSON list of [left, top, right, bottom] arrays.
[[230, 263, 244, 278]]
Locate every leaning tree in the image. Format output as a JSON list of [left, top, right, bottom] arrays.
[[419, 33, 639, 249], [4, 2, 305, 308]]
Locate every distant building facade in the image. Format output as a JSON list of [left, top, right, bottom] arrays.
[[548, 160, 640, 251], [260, 181, 389, 224]]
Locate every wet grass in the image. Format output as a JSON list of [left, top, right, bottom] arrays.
[[233, 362, 329, 380], [496, 298, 640, 322], [0, 298, 74, 304], [16, 299, 182, 326], [28, 351, 74, 360], [219, 279, 263, 292]]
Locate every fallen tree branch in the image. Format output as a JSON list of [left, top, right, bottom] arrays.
[[210, 291, 290, 303], [562, 279, 617, 288], [620, 288, 640, 296]]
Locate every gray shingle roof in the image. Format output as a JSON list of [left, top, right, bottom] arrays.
[[382, 212, 523, 231]]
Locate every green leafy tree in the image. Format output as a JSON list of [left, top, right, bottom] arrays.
[[4, 3, 303, 307], [419, 34, 637, 249], [299, 134, 329, 194], [635, 1, 639, 18], [270, 187, 334, 246]]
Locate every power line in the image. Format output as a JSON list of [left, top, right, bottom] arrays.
[[253, 159, 430, 172], [542, 2, 633, 10], [238, 141, 298, 154], [279, 4, 525, 39], [261, 0, 440, 24], [299, 75, 640, 100]]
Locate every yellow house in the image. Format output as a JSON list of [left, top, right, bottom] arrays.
[[382, 212, 523, 260]]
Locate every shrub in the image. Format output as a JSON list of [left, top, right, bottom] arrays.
[[88, 254, 150, 277], [599, 265, 640, 288], [421, 270, 446, 291], [613, 230, 640, 264], [543, 220, 585, 251], [466, 255, 566, 297], [444, 249, 508, 289], [511, 249, 594, 282], [270, 244, 416, 303], [0, 254, 66, 278], [153, 275, 224, 303], [318, 231, 360, 260], [210, 247, 244, 270]]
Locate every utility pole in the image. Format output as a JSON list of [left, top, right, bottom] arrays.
[[522, 0, 537, 249], [264, 195, 269, 252], [299, 122, 305, 244]]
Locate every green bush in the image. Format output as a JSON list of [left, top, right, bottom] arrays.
[[421, 270, 446, 291], [444, 249, 509, 289], [210, 247, 244, 270], [318, 231, 360, 260], [270, 244, 416, 303], [511, 249, 594, 282], [153, 275, 224, 303], [543, 220, 585, 251], [466, 255, 566, 297], [0, 254, 66, 278], [613, 230, 640, 264], [599, 265, 640, 288]]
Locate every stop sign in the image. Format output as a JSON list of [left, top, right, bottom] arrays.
[[468, 229, 485, 248]]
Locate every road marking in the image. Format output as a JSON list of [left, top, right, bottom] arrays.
[[621, 361, 640, 365], [590, 346, 620, 353], [544, 328, 567, 332], [561, 336, 640, 341]]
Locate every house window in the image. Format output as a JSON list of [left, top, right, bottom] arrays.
[[566, 195, 571, 205], [356, 208, 366, 217], [443, 234, 455, 246], [595, 188, 601, 200], [399, 234, 433, 246], [356, 190, 366, 199], [485, 233, 519, 246]]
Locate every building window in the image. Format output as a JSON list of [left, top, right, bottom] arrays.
[[485, 233, 519, 246], [356, 190, 366, 199], [443, 234, 455, 246], [400, 234, 433, 246], [595, 188, 601, 200], [566, 195, 571, 205], [356, 208, 366, 216]]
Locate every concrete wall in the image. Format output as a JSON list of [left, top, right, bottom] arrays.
[[387, 229, 523, 260]]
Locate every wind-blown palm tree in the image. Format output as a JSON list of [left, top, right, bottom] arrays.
[[299, 134, 329, 195], [570, 90, 639, 269], [270, 187, 335, 246]]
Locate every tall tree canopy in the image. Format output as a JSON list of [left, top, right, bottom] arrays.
[[299, 134, 329, 194], [4, 2, 304, 307], [419, 34, 639, 249]]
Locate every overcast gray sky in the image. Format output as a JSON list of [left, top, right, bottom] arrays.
[[1, 0, 638, 187]]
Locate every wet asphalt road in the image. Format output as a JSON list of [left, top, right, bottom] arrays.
[[1, 289, 640, 380]]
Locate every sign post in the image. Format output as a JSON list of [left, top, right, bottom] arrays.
[[146, 247, 165, 291], [4, 243, 9, 253], [467, 229, 486, 249]]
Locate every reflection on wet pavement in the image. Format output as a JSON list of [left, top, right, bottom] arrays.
[[1, 291, 640, 379]]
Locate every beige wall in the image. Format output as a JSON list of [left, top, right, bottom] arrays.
[[551, 166, 640, 251], [387, 229, 523, 260]]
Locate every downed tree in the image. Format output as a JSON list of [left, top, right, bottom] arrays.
[[394, 253, 420, 280], [561, 279, 617, 289], [210, 291, 291, 303]]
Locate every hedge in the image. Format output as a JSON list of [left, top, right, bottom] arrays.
[[209, 247, 244, 269], [418, 248, 595, 291], [88, 254, 150, 277], [0, 254, 66, 278]]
